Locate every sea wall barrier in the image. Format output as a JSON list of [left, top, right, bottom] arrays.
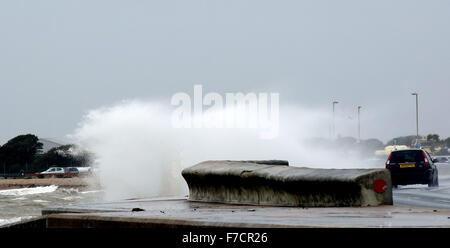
[[182, 160, 393, 207]]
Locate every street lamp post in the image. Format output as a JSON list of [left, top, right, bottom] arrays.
[[411, 92, 419, 145], [357, 106, 362, 143], [332, 101, 339, 138]]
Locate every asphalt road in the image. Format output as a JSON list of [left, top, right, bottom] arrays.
[[393, 164, 450, 209]]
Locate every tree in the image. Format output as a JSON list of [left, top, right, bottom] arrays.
[[0, 134, 43, 173], [361, 139, 384, 150], [31, 144, 92, 172], [445, 137, 450, 148], [427, 134, 440, 143]]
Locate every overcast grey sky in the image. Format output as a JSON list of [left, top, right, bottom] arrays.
[[1, 0, 449, 144]]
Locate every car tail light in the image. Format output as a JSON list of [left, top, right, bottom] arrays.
[[421, 150, 429, 167], [386, 153, 392, 169]]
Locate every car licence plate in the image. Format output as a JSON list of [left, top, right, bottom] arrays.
[[400, 164, 415, 168]]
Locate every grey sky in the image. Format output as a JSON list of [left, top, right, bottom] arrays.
[[1, 0, 449, 144]]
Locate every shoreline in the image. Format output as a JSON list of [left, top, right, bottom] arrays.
[[0, 177, 101, 190]]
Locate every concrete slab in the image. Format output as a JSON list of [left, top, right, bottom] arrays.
[[42, 197, 450, 228], [182, 161, 392, 207]]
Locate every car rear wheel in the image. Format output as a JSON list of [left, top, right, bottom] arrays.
[[428, 170, 439, 187]]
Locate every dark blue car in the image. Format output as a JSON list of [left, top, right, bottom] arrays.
[[386, 149, 439, 187]]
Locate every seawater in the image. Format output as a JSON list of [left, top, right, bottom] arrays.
[[0, 185, 103, 227]]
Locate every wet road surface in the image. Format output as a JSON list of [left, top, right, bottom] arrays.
[[393, 164, 450, 209]]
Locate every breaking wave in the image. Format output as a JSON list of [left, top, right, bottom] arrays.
[[70, 100, 372, 201], [0, 185, 58, 196], [0, 216, 34, 227]]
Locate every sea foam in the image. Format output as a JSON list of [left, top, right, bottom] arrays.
[[0, 185, 58, 196]]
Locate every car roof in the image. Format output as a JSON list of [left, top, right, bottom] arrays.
[[391, 148, 424, 152]]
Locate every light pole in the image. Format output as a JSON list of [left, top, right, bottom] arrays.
[[332, 101, 339, 138], [357, 106, 362, 143], [411, 92, 419, 145]]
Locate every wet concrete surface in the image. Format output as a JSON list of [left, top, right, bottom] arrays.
[[183, 160, 392, 207], [41, 196, 450, 228]]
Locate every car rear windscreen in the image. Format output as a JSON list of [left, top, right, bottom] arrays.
[[390, 150, 424, 163]]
